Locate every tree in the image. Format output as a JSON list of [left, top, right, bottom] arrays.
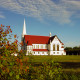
[[0, 24, 18, 55], [0, 24, 29, 80], [65, 46, 80, 55]]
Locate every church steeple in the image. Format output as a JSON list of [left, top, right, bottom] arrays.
[[22, 18, 26, 37]]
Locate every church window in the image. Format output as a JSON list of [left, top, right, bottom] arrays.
[[36, 45, 37, 49], [53, 52, 55, 54], [57, 45, 59, 51], [34, 45, 35, 49], [41, 45, 43, 49], [45, 45, 46, 49], [53, 44, 55, 51], [45, 45, 47, 49], [36, 45, 38, 49], [38, 45, 39, 49], [38, 52, 39, 54]]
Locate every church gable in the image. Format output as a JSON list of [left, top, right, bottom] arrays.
[[49, 35, 64, 52], [50, 35, 63, 45]]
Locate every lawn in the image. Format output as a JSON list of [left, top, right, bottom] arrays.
[[26, 55, 80, 63]]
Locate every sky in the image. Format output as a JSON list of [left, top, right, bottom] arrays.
[[0, 0, 80, 48]]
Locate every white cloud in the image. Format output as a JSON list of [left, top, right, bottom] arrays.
[[0, 12, 5, 18], [65, 41, 80, 47], [60, 0, 80, 17], [0, 0, 80, 23]]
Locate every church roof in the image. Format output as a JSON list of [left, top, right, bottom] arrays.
[[24, 35, 50, 45], [24, 35, 63, 45]]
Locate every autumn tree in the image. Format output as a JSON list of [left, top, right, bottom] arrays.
[[0, 24, 18, 55]]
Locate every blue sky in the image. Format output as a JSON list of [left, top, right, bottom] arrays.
[[0, 0, 80, 48]]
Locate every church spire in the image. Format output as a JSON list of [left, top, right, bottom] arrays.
[[22, 18, 26, 37]]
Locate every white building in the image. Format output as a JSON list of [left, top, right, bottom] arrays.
[[21, 19, 66, 55]]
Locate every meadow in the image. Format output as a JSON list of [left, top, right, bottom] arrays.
[[27, 55, 80, 63]]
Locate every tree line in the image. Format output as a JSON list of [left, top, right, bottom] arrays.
[[65, 46, 80, 55]]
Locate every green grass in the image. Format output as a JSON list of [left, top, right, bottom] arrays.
[[27, 55, 80, 63]]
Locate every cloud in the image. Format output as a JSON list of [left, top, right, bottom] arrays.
[[0, 0, 80, 23], [65, 41, 80, 47], [60, 0, 80, 17], [0, 12, 5, 18]]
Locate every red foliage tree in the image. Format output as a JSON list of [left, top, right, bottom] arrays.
[[0, 24, 18, 55]]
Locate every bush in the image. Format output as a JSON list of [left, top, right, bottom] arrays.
[[0, 53, 62, 80], [32, 61, 62, 80]]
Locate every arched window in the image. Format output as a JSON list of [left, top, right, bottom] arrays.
[[41, 45, 43, 49], [34, 45, 35, 49], [36, 45, 37, 49], [53, 44, 55, 51], [57, 45, 59, 51], [38, 52, 39, 54], [45, 45, 47, 49], [38, 45, 39, 49]]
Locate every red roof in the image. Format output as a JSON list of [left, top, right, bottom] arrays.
[[27, 41, 32, 45], [24, 35, 50, 45], [24, 35, 64, 45], [33, 49, 48, 51]]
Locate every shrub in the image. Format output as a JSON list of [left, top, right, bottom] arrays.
[[35, 61, 62, 80]]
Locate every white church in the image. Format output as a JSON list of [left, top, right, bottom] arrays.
[[21, 19, 66, 55]]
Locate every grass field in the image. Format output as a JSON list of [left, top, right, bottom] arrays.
[[27, 55, 80, 62], [26, 55, 80, 73]]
